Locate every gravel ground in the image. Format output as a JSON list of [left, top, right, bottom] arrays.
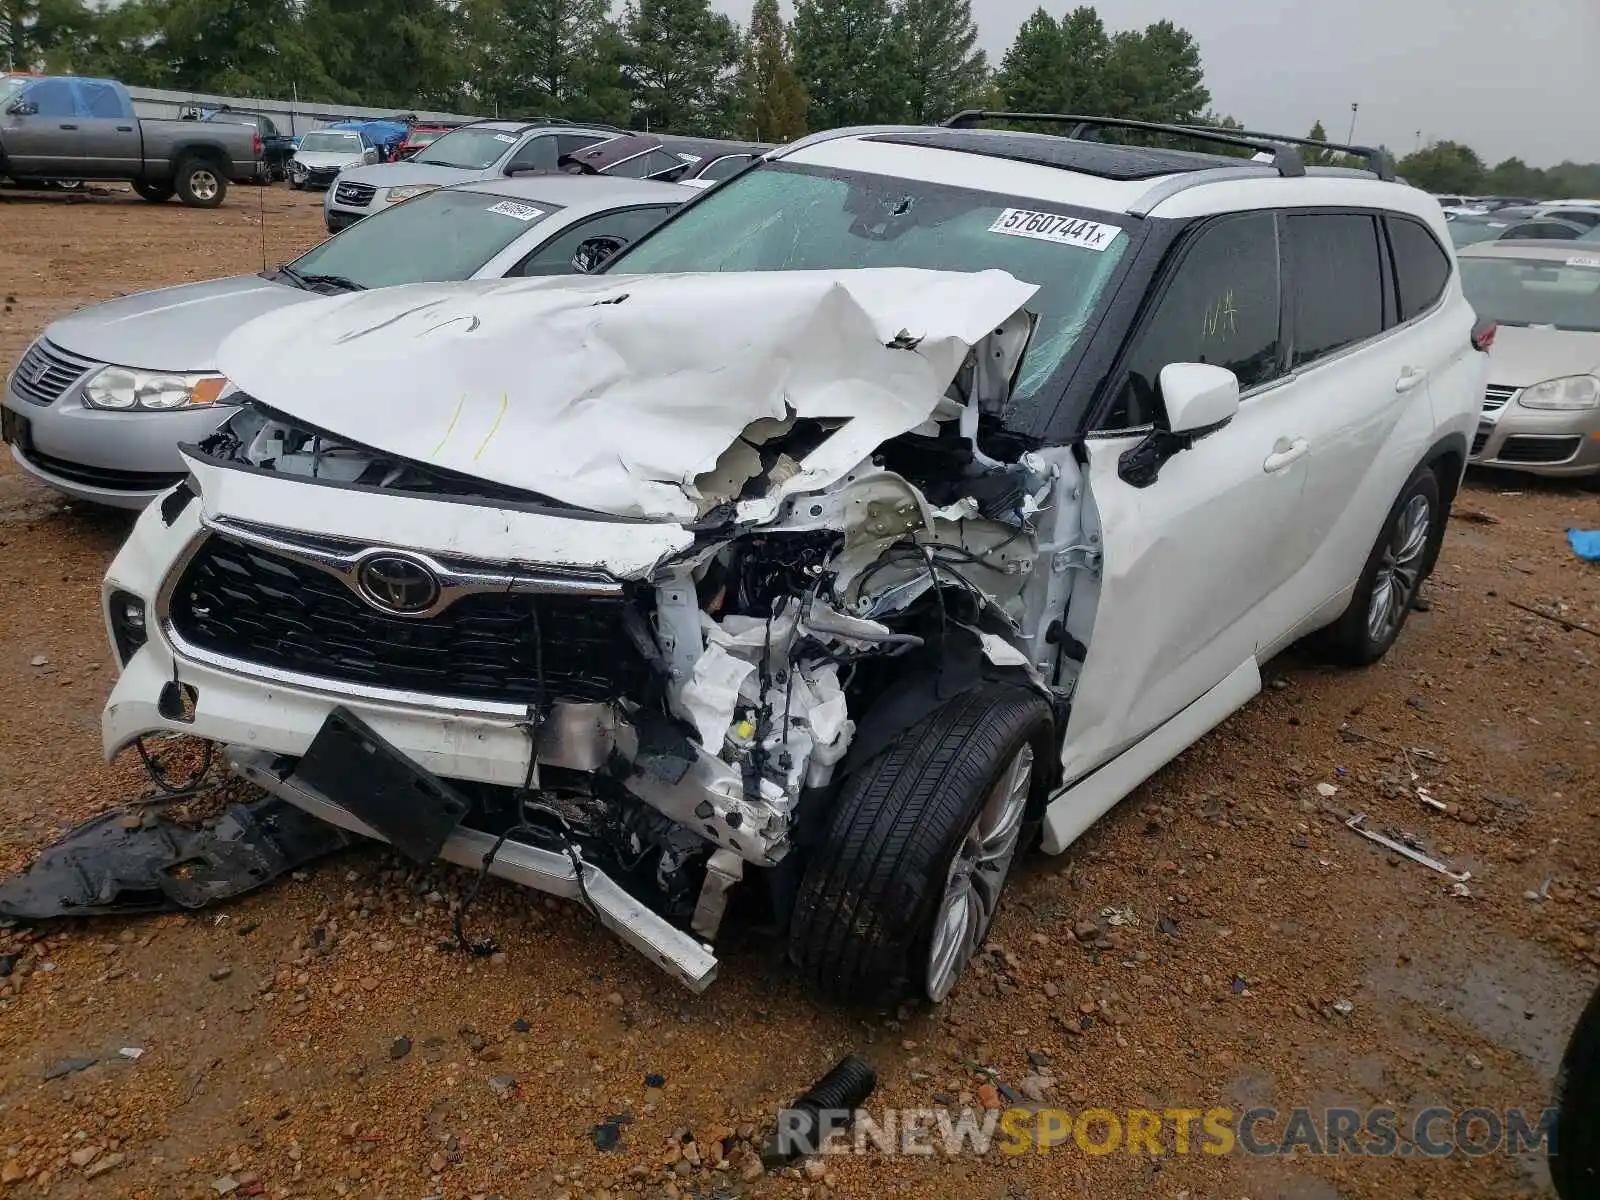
[[1, 182, 1597, 1200]]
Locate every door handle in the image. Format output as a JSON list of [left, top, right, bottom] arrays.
[[116, 125, 133, 132], [59, 123, 77, 130], [1263, 438, 1310, 473], [1394, 366, 1429, 393]]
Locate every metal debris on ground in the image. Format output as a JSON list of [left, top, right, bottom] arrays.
[[1345, 813, 1472, 883], [1506, 597, 1600, 639], [1099, 904, 1137, 927], [0, 794, 356, 921]]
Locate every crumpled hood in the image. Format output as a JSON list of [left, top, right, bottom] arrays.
[[216, 268, 1039, 521], [1485, 324, 1600, 389], [47, 274, 310, 372], [294, 151, 364, 170]]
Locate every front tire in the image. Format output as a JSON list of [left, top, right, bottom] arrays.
[[1319, 464, 1441, 665], [174, 157, 227, 208], [132, 179, 173, 203], [789, 681, 1053, 1005]]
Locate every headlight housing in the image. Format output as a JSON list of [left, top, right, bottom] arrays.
[[386, 184, 439, 204], [1517, 374, 1600, 410], [83, 367, 236, 412]]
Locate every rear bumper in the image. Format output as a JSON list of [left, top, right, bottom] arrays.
[[230, 748, 719, 991]]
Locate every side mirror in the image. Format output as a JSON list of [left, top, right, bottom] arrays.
[[570, 235, 627, 274], [8, 100, 38, 117], [1117, 363, 1240, 489], [1161, 362, 1240, 434]]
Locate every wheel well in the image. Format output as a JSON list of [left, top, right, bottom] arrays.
[[1419, 432, 1468, 575], [172, 143, 231, 174]]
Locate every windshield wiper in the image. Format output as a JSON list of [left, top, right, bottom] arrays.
[[298, 272, 366, 293]]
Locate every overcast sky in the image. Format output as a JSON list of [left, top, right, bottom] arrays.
[[722, 0, 1599, 169]]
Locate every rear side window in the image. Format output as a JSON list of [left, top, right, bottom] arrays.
[[1386, 216, 1452, 323], [1105, 212, 1282, 427], [1285, 213, 1385, 366], [78, 81, 125, 118], [700, 154, 754, 182]]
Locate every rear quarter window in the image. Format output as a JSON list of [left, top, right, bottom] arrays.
[[1386, 216, 1453, 323]]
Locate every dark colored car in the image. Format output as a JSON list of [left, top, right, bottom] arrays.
[[204, 110, 294, 180]]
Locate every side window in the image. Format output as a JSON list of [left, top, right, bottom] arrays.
[[505, 135, 558, 173], [24, 79, 77, 117], [554, 133, 606, 158], [1104, 212, 1281, 428], [79, 82, 126, 118], [1284, 213, 1385, 367], [1386, 216, 1452, 324], [511, 207, 679, 277], [699, 154, 753, 182], [1550, 210, 1600, 229], [260, 115, 278, 137]]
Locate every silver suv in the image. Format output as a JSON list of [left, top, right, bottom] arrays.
[[323, 120, 619, 232]]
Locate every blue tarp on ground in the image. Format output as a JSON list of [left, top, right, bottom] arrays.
[[1569, 529, 1600, 562]]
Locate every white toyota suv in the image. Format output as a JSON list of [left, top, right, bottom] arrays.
[[99, 113, 1490, 1004]]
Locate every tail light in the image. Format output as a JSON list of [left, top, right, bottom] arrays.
[[1471, 318, 1497, 353], [253, 132, 263, 156]]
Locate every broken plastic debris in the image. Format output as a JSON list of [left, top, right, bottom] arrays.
[[118, 1047, 144, 1060], [1316, 782, 1339, 798]]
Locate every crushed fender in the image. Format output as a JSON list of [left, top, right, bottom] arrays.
[[0, 795, 356, 921]]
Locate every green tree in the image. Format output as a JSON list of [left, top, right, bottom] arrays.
[[1055, 5, 1108, 112], [1, 0, 90, 72], [468, 0, 629, 123], [994, 8, 1059, 113], [1302, 119, 1336, 165], [302, 0, 461, 108], [1483, 156, 1538, 197], [620, 0, 741, 135], [738, 0, 807, 141], [1101, 20, 1208, 124], [1397, 140, 1485, 194], [137, 0, 330, 98], [792, 0, 907, 128], [896, 0, 986, 124]]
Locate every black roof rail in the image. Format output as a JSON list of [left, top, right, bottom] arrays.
[[1174, 123, 1396, 181], [940, 111, 1307, 178]]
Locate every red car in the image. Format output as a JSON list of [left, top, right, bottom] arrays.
[[395, 124, 455, 160]]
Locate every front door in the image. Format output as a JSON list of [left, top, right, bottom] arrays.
[[1059, 211, 1313, 783], [1, 78, 83, 175]]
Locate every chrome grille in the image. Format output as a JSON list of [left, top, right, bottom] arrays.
[[8, 339, 100, 406], [1482, 384, 1517, 413], [334, 181, 375, 207]]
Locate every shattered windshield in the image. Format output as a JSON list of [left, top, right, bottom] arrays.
[[610, 162, 1133, 406]]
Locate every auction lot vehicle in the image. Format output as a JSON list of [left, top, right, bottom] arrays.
[[0, 74, 263, 206], [101, 113, 1487, 1002], [289, 128, 379, 190], [2, 176, 685, 507], [203, 109, 295, 180], [1459, 240, 1600, 478], [323, 118, 622, 232]]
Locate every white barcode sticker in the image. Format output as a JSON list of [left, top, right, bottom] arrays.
[[492, 132, 516, 143], [988, 209, 1119, 251], [487, 200, 545, 222], [1565, 255, 1600, 269]]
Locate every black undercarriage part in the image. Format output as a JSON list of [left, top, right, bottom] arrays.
[[0, 796, 356, 921]]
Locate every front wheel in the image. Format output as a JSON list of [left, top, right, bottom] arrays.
[[1319, 464, 1442, 665], [132, 179, 173, 203], [174, 157, 226, 208], [788, 681, 1053, 1005]]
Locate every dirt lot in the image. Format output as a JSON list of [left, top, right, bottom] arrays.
[[0, 183, 1597, 1200]]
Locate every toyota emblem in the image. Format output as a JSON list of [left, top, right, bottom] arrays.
[[355, 553, 441, 615]]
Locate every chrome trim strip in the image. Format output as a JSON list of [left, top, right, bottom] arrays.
[[203, 514, 623, 619], [230, 749, 719, 992]]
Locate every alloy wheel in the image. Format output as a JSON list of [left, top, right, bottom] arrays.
[[1366, 492, 1432, 644]]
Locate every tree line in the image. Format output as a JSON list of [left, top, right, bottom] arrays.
[[4, 0, 1594, 195]]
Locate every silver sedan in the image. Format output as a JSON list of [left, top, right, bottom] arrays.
[[2, 175, 689, 508]]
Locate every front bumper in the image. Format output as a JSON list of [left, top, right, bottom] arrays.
[[230, 748, 718, 991], [3, 374, 223, 508], [1469, 395, 1600, 477]]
